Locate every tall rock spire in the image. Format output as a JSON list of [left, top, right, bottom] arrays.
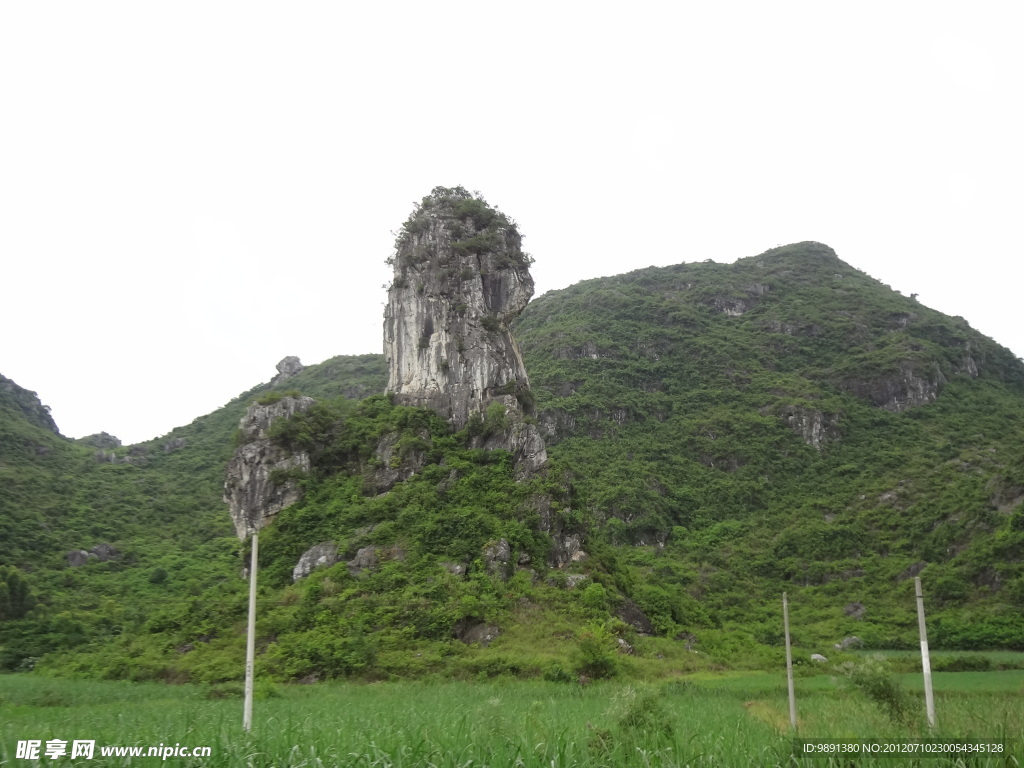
[[384, 187, 547, 475]]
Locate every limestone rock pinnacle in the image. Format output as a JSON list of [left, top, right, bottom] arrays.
[[271, 356, 304, 386], [223, 394, 315, 539], [383, 187, 547, 474]]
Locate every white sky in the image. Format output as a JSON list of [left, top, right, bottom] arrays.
[[1, 2, 1021, 445]]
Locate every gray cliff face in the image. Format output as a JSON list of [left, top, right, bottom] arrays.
[[223, 395, 315, 539], [271, 356, 304, 386], [383, 187, 547, 475], [778, 405, 840, 450], [840, 363, 946, 412]]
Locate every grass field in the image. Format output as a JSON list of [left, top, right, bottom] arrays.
[[1, 670, 1020, 767]]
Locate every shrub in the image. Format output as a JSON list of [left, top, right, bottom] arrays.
[[575, 621, 619, 679], [838, 655, 914, 725]]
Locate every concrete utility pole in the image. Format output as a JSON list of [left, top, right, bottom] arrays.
[[915, 576, 936, 729], [783, 592, 797, 731], [243, 532, 258, 732]]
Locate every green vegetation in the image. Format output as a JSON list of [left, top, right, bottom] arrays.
[[391, 186, 533, 274], [2, 674, 1020, 767], [2, 241, 1024, 687]]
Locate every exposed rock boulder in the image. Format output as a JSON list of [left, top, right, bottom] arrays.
[[271, 356, 304, 386], [383, 186, 547, 477], [551, 532, 587, 567], [617, 598, 654, 635], [366, 431, 428, 494], [839, 363, 946, 412], [779, 405, 840, 450], [78, 432, 121, 450], [223, 395, 315, 539], [811, 653, 828, 662], [66, 550, 94, 567], [292, 542, 339, 581], [66, 545, 120, 565], [90, 543, 119, 561], [347, 546, 378, 576], [453, 619, 500, 646], [483, 538, 511, 579], [844, 602, 866, 620], [834, 635, 863, 651], [564, 574, 588, 589], [164, 437, 187, 453]]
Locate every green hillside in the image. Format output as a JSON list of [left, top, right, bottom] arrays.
[[2, 243, 1022, 684]]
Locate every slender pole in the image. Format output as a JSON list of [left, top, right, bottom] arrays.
[[915, 576, 936, 729], [243, 532, 258, 732], [783, 592, 797, 731]]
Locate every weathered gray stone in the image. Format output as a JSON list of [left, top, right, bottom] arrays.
[[78, 432, 121, 450], [453, 620, 500, 646], [441, 561, 467, 576], [811, 653, 828, 662], [292, 542, 339, 581], [617, 637, 635, 655], [617, 598, 654, 634], [483, 538, 511, 578], [367, 431, 427, 494], [223, 395, 315, 539], [839, 363, 946, 412], [564, 573, 588, 589], [551, 532, 587, 567], [779, 405, 840, 450], [164, 437, 187, 453], [347, 546, 378, 576], [89, 543, 119, 561], [834, 636, 863, 651], [383, 187, 547, 477], [844, 602, 866, 620], [66, 550, 95, 567], [271, 356, 304, 386]]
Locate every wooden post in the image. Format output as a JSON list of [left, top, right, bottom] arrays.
[[915, 576, 936, 729], [783, 592, 797, 731], [243, 532, 258, 732]]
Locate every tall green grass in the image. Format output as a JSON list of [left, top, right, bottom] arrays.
[[1, 674, 1019, 766]]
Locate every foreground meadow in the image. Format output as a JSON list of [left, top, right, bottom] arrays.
[[1, 671, 1020, 767]]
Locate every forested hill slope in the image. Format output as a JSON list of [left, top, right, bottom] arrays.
[[2, 242, 1023, 682], [514, 241, 1024, 646]]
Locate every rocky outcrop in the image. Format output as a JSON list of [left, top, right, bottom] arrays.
[[551, 532, 587, 567], [839, 362, 946, 412], [482, 538, 511, 579], [90, 543, 119, 561], [383, 187, 547, 476], [779, 405, 840, 450], [66, 550, 92, 567], [452, 619, 500, 646], [66, 543, 119, 566], [347, 546, 378, 576], [271, 356, 304, 386], [0, 374, 61, 435], [78, 432, 121, 450], [366, 431, 428, 494], [292, 542, 339, 581], [223, 395, 315, 539]]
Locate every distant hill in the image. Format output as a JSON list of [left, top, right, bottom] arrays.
[[1, 243, 1022, 682]]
